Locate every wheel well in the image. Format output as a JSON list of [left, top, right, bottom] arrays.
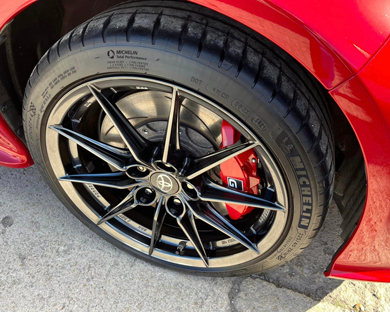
[[1, 0, 366, 240], [325, 90, 366, 241]]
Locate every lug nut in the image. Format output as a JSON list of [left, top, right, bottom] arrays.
[[186, 183, 194, 189], [137, 166, 147, 172], [173, 198, 181, 205]]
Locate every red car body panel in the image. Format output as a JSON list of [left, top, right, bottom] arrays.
[[1, 0, 390, 281], [0, 0, 36, 30], [0, 0, 35, 168], [190, 0, 390, 89], [325, 39, 390, 282], [0, 120, 32, 168], [0, 115, 32, 168]]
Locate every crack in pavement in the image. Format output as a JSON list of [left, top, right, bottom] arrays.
[[228, 277, 246, 312], [251, 274, 322, 301]]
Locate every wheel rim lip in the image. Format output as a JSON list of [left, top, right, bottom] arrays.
[[45, 76, 289, 269]]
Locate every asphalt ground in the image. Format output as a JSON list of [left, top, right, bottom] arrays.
[[0, 165, 389, 311]]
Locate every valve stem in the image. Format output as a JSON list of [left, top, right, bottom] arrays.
[[175, 241, 187, 255]]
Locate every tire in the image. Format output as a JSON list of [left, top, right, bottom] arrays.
[[23, 1, 335, 276]]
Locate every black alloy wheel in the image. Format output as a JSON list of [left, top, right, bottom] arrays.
[[44, 77, 288, 269]]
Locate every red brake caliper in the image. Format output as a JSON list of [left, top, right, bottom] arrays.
[[219, 121, 261, 220]]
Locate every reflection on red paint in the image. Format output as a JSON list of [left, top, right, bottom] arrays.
[[189, 0, 390, 89], [0, 0, 36, 29], [0, 115, 33, 168], [0, 0, 36, 168], [326, 39, 390, 282]]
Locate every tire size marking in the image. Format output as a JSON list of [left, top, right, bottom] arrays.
[[107, 60, 150, 71], [36, 66, 78, 118], [277, 232, 304, 261], [49, 67, 77, 90], [27, 102, 36, 143]]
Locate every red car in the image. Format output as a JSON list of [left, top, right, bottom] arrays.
[[1, 0, 389, 282]]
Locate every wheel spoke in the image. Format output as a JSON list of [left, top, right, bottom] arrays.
[[162, 88, 181, 163], [184, 200, 259, 253], [185, 142, 259, 180], [58, 172, 139, 189], [45, 75, 291, 270], [88, 85, 147, 165], [201, 180, 285, 212], [97, 189, 138, 225], [176, 209, 209, 266], [49, 125, 131, 171], [149, 197, 166, 255]]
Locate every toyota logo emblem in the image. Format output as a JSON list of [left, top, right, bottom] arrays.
[[157, 174, 173, 193]]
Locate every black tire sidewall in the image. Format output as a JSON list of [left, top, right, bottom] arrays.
[[24, 43, 319, 276]]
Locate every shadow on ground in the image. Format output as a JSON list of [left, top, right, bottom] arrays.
[[254, 202, 343, 300]]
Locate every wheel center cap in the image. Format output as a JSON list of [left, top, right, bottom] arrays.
[[150, 172, 180, 195]]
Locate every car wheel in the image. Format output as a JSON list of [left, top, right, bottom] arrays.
[[23, 1, 334, 276]]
